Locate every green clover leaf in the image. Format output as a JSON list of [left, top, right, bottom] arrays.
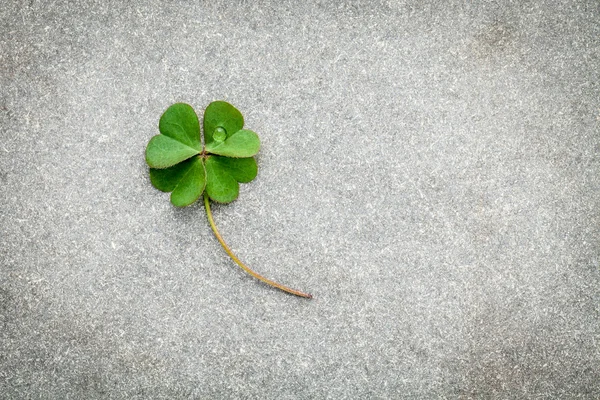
[[205, 155, 258, 203], [205, 129, 260, 158], [146, 103, 202, 168], [149, 157, 206, 207], [144, 101, 311, 299], [203, 100, 244, 145]]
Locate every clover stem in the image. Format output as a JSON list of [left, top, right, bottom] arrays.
[[203, 193, 312, 299]]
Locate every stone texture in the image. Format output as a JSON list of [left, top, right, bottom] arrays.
[[1, 1, 599, 398]]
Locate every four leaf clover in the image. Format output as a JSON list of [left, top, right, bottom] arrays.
[[146, 102, 260, 206], [145, 102, 312, 299]]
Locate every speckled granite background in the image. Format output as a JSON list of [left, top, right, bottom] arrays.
[[1, 1, 599, 398]]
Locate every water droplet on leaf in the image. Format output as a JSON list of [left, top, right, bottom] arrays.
[[213, 127, 227, 142]]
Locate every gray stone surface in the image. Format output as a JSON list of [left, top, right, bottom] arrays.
[[1, 1, 599, 398]]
